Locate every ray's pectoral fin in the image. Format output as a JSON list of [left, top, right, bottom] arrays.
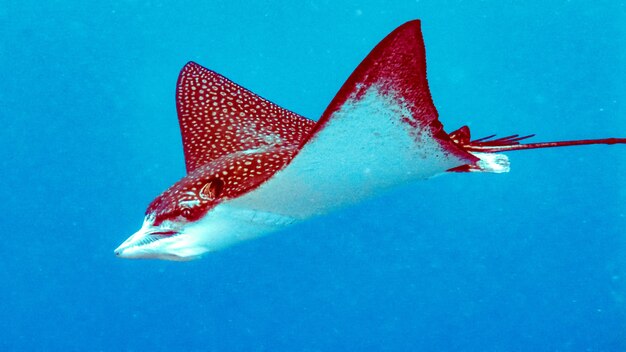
[[297, 20, 478, 171], [232, 20, 481, 217], [175, 61, 316, 174], [298, 20, 477, 168]]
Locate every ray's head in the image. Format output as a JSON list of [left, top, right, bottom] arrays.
[[114, 147, 297, 261], [114, 169, 225, 261]]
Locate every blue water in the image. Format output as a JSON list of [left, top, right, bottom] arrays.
[[1, 1, 625, 351]]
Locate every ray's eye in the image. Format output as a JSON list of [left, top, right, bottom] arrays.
[[181, 208, 193, 219]]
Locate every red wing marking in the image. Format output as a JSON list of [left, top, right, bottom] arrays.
[[176, 62, 316, 173]]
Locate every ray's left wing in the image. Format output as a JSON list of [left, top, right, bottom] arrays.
[[176, 62, 316, 173]]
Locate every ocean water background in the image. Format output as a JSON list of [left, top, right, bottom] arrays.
[[1, 0, 625, 350]]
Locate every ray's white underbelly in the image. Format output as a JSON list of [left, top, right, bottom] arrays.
[[229, 87, 467, 219]]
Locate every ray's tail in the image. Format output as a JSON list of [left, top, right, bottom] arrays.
[[447, 126, 626, 173]]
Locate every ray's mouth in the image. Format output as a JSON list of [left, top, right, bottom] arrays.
[[114, 229, 181, 257], [150, 230, 178, 236]]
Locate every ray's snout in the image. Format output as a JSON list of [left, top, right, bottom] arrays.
[[113, 234, 139, 259], [114, 218, 206, 261], [113, 245, 127, 257], [114, 223, 162, 259]]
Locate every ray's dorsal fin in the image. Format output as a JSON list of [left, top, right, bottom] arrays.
[[176, 62, 316, 173]]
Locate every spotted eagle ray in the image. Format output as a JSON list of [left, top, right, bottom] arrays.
[[115, 20, 625, 261]]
